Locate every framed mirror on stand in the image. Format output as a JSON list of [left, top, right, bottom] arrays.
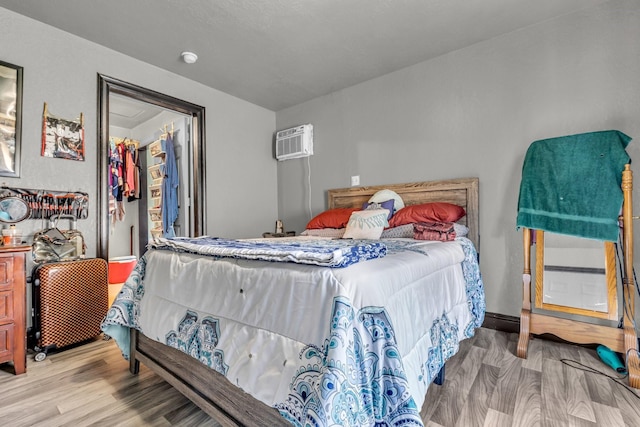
[[517, 165, 640, 388]]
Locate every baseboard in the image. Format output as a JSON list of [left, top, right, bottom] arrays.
[[481, 312, 520, 334]]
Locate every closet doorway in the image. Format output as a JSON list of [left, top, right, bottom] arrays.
[[97, 75, 206, 260]]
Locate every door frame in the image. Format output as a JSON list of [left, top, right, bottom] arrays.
[[97, 74, 206, 260]]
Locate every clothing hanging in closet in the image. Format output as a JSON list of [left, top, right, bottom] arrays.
[[108, 137, 141, 224], [161, 132, 179, 238]]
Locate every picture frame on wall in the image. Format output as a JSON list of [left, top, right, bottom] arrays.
[[0, 60, 23, 177], [41, 103, 85, 161]]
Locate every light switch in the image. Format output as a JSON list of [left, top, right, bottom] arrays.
[[351, 175, 360, 186]]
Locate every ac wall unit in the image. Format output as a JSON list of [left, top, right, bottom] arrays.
[[275, 124, 313, 161]]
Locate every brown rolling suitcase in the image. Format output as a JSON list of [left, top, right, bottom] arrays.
[[28, 258, 108, 361]]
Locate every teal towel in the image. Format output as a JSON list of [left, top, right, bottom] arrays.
[[516, 130, 631, 241]]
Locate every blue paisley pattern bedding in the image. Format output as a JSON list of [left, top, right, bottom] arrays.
[[277, 238, 485, 426], [166, 311, 229, 376], [149, 236, 387, 268], [276, 297, 423, 426], [101, 237, 485, 427], [101, 256, 147, 359]]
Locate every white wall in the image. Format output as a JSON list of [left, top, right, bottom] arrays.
[[276, 0, 640, 317], [0, 7, 278, 256]]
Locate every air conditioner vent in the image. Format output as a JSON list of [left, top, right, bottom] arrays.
[[275, 124, 313, 161]]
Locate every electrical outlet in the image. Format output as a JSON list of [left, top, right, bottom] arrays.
[[351, 175, 360, 186]]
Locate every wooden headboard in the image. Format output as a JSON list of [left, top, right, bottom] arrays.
[[327, 177, 479, 250]]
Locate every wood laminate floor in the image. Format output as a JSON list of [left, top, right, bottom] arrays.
[[0, 328, 638, 426]]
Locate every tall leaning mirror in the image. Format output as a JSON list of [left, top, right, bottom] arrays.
[[97, 75, 206, 260], [0, 60, 23, 177]]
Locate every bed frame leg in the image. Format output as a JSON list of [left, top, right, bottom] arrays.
[[129, 329, 140, 374], [130, 357, 140, 375], [434, 364, 445, 385]]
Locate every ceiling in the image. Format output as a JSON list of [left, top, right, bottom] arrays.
[[0, 0, 609, 112], [109, 93, 172, 130]]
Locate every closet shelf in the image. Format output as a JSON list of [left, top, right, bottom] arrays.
[[149, 139, 166, 158], [149, 185, 162, 199], [148, 164, 164, 180], [149, 209, 161, 222], [150, 228, 162, 239]]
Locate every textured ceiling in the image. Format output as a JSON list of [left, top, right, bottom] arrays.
[[109, 94, 168, 130], [0, 0, 609, 111]]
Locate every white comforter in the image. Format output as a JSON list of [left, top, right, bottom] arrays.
[[102, 237, 485, 427]]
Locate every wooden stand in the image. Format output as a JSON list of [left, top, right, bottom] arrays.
[[517, 165, 640, 388]]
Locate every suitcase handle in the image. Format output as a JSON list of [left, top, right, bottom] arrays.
[[48, 214, 78, 230]]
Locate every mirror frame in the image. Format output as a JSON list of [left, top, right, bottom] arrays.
[[0, 60, 23, 177], [0, 196, 30, 223], [97, 74, 206, 260]]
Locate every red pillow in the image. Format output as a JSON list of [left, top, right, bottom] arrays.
[[388, 202, 465, 228], [306, 208, 359, 229]]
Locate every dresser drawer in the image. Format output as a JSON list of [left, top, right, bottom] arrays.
[[0, 290, 13, 324], [0, 246, 28, 374], [0, 323, 14, 363], [0, 255, 14, 290]]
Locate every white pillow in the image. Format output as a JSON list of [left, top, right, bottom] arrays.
[[368, 189, 405, 213], [343, 209, 389, 239], [453, 223, 469, 237]]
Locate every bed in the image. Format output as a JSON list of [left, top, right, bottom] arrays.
[[102, 177, 485, 426]]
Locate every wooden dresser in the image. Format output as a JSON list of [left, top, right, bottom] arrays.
[[0, 245, 30, 375]]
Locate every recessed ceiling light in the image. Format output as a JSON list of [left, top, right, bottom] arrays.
[[181, 51, 198, 64]]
